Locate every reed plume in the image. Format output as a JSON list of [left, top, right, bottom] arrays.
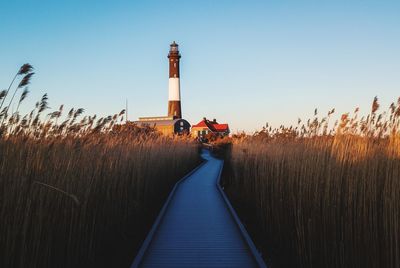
[[0, 63, 33, 111]]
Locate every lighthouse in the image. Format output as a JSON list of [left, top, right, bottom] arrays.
[[135, 41, 190, 135], [168, 41, 182, 119]]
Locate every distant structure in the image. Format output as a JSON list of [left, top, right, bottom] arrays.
[[134, 42, 190, 135], [191, 118, 230, 138], [135, 116, 190, 136]]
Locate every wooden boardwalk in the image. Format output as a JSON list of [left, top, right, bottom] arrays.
[[131, 150, 267, 268]]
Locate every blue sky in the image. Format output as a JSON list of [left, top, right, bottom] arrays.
[[1, 0, 399, 132]]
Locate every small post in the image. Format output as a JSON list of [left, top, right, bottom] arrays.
[[126, 98, 128, 123]]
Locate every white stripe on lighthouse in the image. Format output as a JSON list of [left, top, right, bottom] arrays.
[[168, 78, 180, 101]]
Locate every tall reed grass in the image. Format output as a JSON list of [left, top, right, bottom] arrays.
[[223, 97, 400, 268], [0, 64, 201, 267]]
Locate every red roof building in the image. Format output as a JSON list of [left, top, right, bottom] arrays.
[[191, 118, 230, 138]]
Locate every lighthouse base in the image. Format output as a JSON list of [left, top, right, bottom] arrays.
[[168, 101, 182, 119]]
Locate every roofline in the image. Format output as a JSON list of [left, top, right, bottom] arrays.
[[138, 116, 176, 121]]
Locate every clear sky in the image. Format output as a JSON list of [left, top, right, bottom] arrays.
[[1, 0, 399, 132]]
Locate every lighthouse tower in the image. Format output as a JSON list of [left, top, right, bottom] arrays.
[[168, 41, 182, 119]]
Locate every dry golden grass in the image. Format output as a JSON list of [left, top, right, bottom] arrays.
[[223, 97, 400, 268], [0, 64, 201, 267], [0, 131, 200, 268]]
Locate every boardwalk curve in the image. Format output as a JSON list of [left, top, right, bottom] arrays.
[[131, 150, 267, 268]]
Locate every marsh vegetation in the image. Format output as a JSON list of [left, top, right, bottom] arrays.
[[223, 97, 400, 268], [0, 64, 200, 267]]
